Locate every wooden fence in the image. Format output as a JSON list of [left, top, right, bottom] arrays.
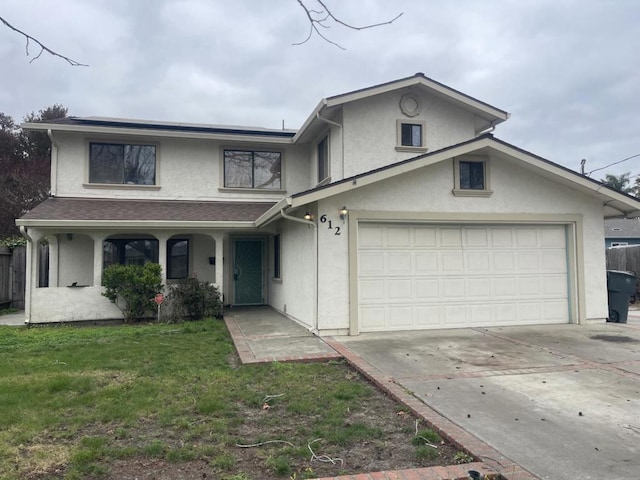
[[0, 246, 25, 309], [606, 244, 640, 302]]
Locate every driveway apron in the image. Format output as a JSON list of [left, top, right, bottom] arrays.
[[335, 323, 640, 480]]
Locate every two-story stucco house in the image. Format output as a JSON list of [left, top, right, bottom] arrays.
[[17, 73, 640, 334]]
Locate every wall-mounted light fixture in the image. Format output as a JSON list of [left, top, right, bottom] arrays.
[[67, 233, 73, 241], [339, 206, 348, 223], [304, 212, 313, 221], [208, 257, 216, 266]]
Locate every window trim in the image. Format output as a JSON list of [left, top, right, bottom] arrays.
[[220, 147, 284, 191], [167, 238, 190, 280], [452, 156, 493, 197], [395, 119, 427, 153], [317, 135, 330, 184], [86, 140, 160, 187]]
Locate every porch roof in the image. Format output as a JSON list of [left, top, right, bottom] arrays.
[[17, 197, 277, 227]]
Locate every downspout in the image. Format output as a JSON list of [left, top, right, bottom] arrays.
[[279, 208, 319, 333], [316, 111, 345, 179], [475, 119, 499, 136], [47, 129, 58, 197], [19, 226, 32, 326]]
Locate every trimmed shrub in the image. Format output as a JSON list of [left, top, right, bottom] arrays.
[[102, 263, 163, 323], [168, 276, 223, 320]]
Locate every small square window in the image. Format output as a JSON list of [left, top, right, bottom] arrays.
[[401, 123, 422, 147], [459, 161, 485, 190], [453, 157, 492, 197], [396, 120, 427, 152]]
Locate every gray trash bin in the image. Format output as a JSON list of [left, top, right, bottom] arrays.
[[606, 270, 638, 323]]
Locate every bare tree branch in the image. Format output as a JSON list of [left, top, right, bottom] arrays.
[[0, 15, 88, 66], [294, 0, 403, 49]]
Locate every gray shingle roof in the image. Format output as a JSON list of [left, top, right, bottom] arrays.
[[20, 198, 276, 222], [604, 218, 640, 238]]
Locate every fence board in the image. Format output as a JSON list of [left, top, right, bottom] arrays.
[[606, 245, 640, 302], [0, 247, 10, 306]]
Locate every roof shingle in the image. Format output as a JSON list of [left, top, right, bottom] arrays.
[[20, 198, 276, 223]]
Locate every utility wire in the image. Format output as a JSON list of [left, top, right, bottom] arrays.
[[587, 152, 640, 176]]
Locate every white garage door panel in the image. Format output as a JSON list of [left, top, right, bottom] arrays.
[[358, 224, 569, 331]]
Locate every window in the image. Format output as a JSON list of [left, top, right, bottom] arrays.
[[90, 143, 156, 185], [459, 161, 485, 190], [167, 239, 189, 279], [223, 150, 281, 189], [273, 234, 281, 279], [317, 136, 329, 182], [396, 120, 427, 152], [453, 156, 492, 197], [103, 239, 159, 269]]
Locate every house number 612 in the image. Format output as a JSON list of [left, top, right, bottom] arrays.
[[319, 214, 341, 235]]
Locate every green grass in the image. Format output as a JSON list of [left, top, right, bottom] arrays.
[[0, 320, 409, 479]]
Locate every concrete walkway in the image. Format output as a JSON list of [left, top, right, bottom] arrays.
[[0, 311, 25, 326], [223, 306, 340, 363]]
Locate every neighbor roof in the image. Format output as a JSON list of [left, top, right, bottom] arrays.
[[17, 198, 276, 228], [604, 218, 640, 238]]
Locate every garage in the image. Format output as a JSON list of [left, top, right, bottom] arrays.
[[357, 223, 569, 332]]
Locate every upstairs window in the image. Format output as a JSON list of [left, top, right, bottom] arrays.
[[396, 120, 427, 152], [224, 150, 281, 189], [317, 136, 329, 182], [453, 157, 492, 197], [90, 143, 156, 185], [459, 161, 485, 190]]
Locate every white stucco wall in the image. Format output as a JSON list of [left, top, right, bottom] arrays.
[[29, 286, 122, 323], [268, 218, 315, 328], [53, 132, 310, 200], [58, 234, 94, 286], [313, 155, 609, 333], [340, 90, 477, 178]]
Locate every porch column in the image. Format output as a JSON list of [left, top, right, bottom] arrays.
[[212, 233, 224, 293], [23, 228, 43, 321], [47, 234, 59, 287], [156, 234, 169, 286], [90, 233, 106, 287]]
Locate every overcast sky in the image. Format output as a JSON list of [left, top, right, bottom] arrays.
[[1, 0, 638, 181]]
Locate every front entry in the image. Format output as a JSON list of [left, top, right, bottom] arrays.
[[233, 239, 264, 305]]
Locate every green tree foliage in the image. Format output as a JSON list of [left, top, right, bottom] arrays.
[[600, 172, 634, 195], [102, 263, 163, 323], [0, 104, 68, 238]]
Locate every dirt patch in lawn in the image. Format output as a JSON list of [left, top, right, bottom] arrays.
[[31, 364, 468, 480]]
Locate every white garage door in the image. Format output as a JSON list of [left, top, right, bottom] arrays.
[[357, 223, 569, 332]]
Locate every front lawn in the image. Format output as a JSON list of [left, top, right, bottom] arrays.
[[0, 320, 464, 479]]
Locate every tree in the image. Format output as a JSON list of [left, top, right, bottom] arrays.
[[600, 172, 634, 195], [0, 104, 68, 239]]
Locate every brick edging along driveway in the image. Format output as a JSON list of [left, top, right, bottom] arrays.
[[323, 338, 539, 480]]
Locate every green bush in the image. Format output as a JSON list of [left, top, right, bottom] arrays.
[[102, 263, 163, 323], [168, 276, 223, 320]]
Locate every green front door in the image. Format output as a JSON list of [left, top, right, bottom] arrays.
[[233, 239, 263, 305]]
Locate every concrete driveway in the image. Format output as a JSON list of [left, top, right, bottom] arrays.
[[335, 321, 640, 480]]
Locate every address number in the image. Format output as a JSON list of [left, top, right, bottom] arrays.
[[319, 214, 341, 235]]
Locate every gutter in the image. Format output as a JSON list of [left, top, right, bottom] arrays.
[[47, 129, 58, 196], [19, 226, 32, 326]]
